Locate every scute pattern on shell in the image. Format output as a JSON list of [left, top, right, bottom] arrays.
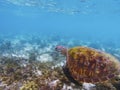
[[66, 47, 120, 83]]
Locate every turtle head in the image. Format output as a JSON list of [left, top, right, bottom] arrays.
[[55, 46, 67, 56]]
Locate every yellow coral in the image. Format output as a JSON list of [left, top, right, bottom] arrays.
[[20, 81, 39, 90]]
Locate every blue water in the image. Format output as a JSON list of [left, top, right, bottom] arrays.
[[0, 1, 120, 89], [0, 0, 120, 43]]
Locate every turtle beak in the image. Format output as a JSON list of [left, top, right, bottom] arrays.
[[55, 47, 63, 54], [55, 47, 58, 50], [55, 47, 61, 52]]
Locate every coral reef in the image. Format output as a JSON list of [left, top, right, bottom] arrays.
[[0, 34, 120, 90], [20, 81, 39, 90]]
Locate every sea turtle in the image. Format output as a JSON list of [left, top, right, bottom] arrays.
[[55, 46, 120, 86]]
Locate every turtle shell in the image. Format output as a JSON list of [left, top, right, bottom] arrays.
[[65, 46, 120, 84]]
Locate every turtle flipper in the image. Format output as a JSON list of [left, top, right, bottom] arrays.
[[62, 66, 81, 86]]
